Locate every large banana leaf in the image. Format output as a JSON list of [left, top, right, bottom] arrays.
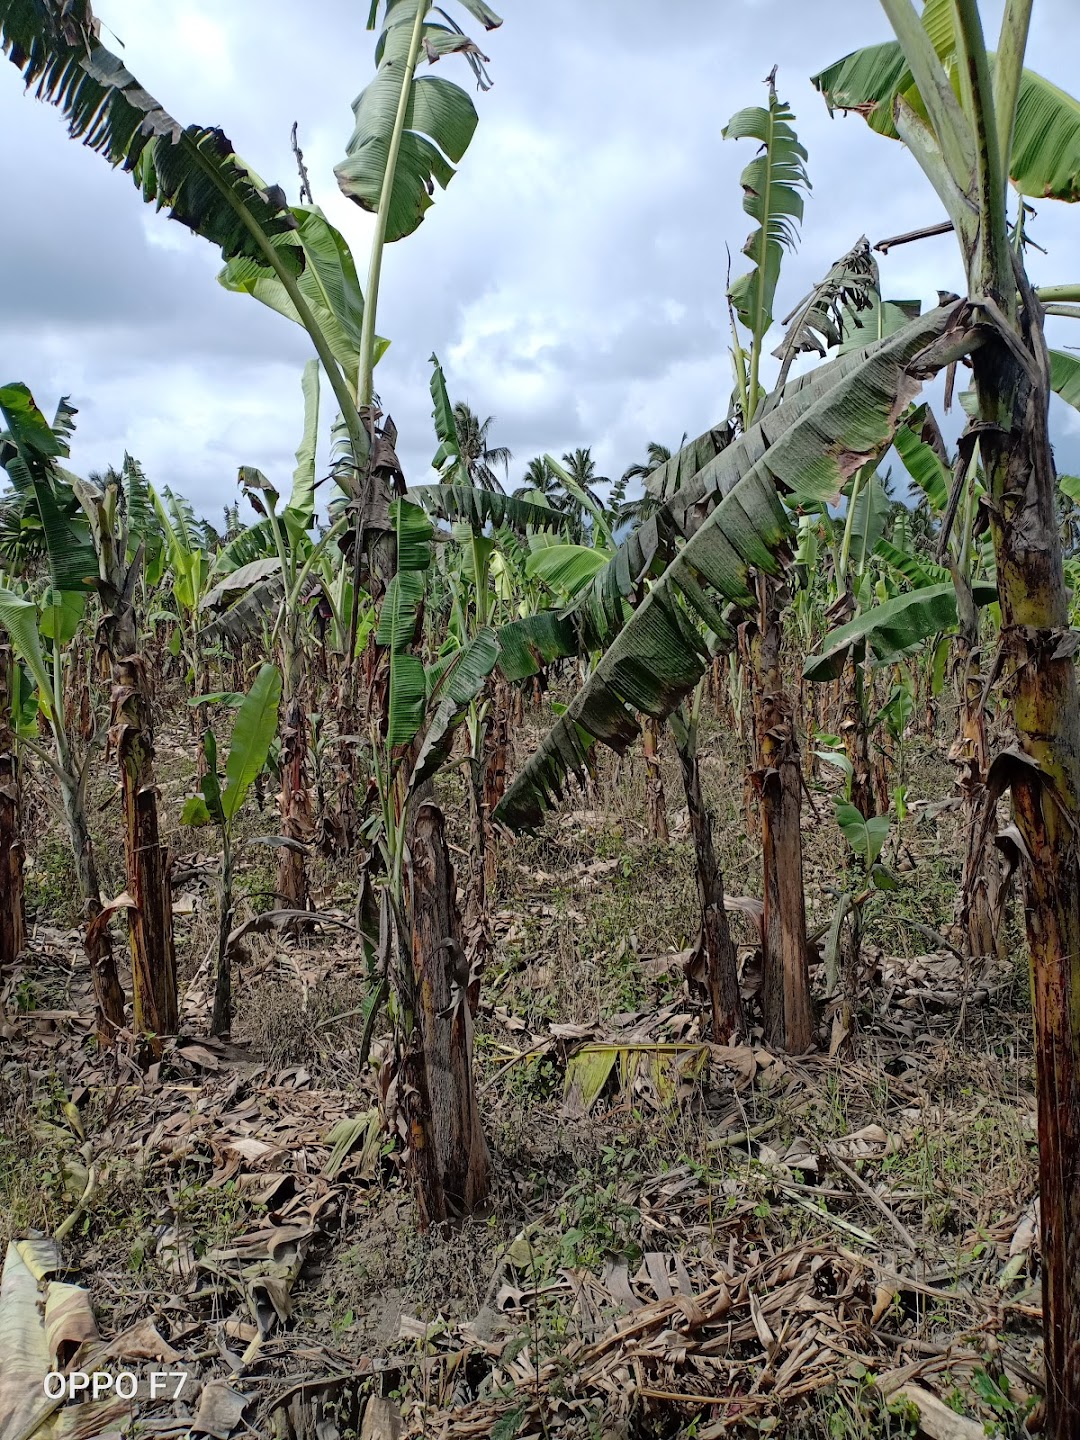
[[524, 543, 608, 599], [804, 580, 999, 682], [1050, 349, 1080, 412], [723, 85, 810, 341], [375, 499, 433, 748], [410, 627, 500, 788], [0, 585, 53, 708], [221, 663, 282, 823], [496, 302, 968, 830], [493, 304, 964, 690], [0, 382, 96, 592], [0, 0, 298, 266], [813, 15, 1080, 202], [409, 484, 567, 535], [336, 0, 501, 243], [220, 209, 388, 390]]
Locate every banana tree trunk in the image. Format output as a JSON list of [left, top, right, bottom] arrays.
[[276, 697, 311, 912], [673, 726, 744, 1043], [974, 304, 1080, 1432], [401, 801, 489, 1227], [742, 577, 813, 1054], [0, 645, 25, 970], [641, 715, 669, 843], [58, 766, 125, 1043], [111, 656, 178, 1058]]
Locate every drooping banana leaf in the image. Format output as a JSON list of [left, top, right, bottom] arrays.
[[220, 209, 388, 390], [803, 579, 999, 682], [408, 484, 568, 535], [336, 0, 501, 243], [0, 382, 96, 592], [496, 302, 970, 830], [0, 0, 298, 267], [494, 303, 967, 690]]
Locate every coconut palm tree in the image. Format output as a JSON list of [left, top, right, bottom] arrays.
[[451, 403, 512, 493]]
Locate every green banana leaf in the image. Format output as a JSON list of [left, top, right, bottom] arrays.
[[525, 544, 609, 599], [0, 585, 53, 711], [723, 86, 810, 341], [0, 383, 97, 593], [376, 500, 434, 748], [336, 0, 501, 242], [410, 628, 501, 789], [282, 360, 320, 547], [893, 410, 951, 513], [847, 471, 890, 573], [409, 484, 567, 535], [813, 10, 1080, 202], [803, 580, 999, 682], [220, 209, 389, 390], [222, 663, 282, 823], [1051, 349, 1080, 412], [496, 302, 968, 831], [494, 303, 965, 693]]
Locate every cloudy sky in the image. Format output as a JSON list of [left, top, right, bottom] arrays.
[[3, 0, 1080, 524]]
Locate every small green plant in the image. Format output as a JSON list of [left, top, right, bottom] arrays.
[[181, 662, 282, 1035]]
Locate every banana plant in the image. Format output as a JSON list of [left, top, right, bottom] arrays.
[[335, 0, 502, 410], [0, 383, 125, 1040], [199, 364, 352, 909], [181, 664, 283, 1036], [816, 4, 1080, 1427], [70, 464, 179, 1057]]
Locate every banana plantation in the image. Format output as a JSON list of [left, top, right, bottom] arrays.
[[3, 0, 1080, 1436]]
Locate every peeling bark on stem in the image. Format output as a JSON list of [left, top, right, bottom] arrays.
[[111, 656, 178, 1058], [401, 802, 489, 1227], [59, 768, 125, 1044], [674, 727, 744, 1043], [974, 312, 1080, 1433], [742, 577, 813, 1054]]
